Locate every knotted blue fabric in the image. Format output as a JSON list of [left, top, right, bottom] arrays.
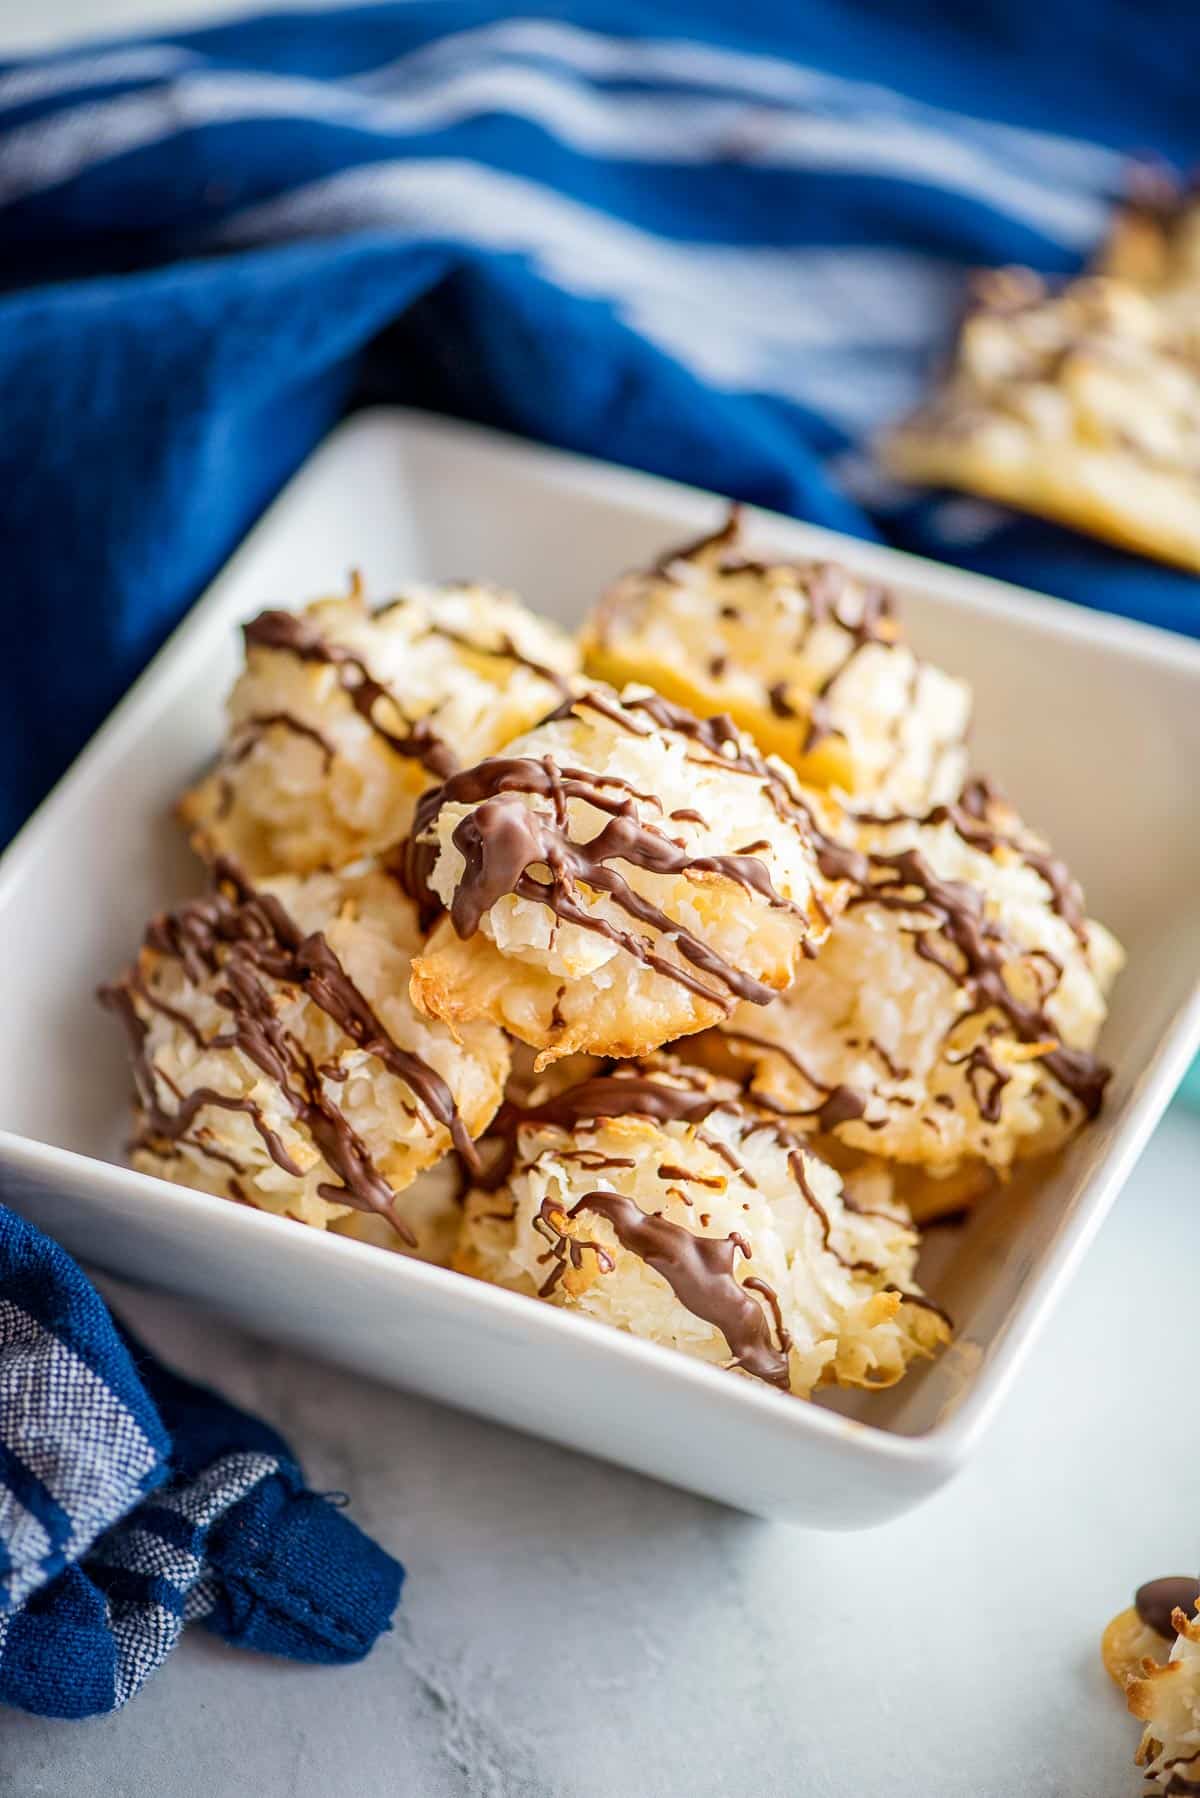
[[0, 1210, 403, 1718]]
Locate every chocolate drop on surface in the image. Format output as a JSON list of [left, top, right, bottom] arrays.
[[1135, 1576, 1200, 1640]]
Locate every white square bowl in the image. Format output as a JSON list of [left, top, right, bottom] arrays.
[[2, 408, 1198, 1528]]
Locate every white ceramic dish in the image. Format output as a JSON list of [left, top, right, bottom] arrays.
[[2, 408, 1198, 1527]]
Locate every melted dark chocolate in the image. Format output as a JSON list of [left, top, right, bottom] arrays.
[[808, 1084, 872, 1130], [505, 1063, 901, 1283], [407, 725, 813, 1011], [1136, 1577, 1200, 1641], [498, 1071, 733, 1134], [556, 1189, 792, 1388], [851, 845, 1109, 1116], [533, 1194, 615, 1296], [411, 664, 1108, 1123], [494, 1054, 950, 1339], [243, 609, 456, 778], [417, 620, 573, 700], [724, 767, 1109, 1123], [657, 1162, 724, 1188], [616, 511, 958, 817], [923, 794, 1089, 944], [650, 514, 899, 744], [742, 1276, 792, 1356], [100, 860, 482, 1240], [651, 507, 743, 576], [716, 1028, 882, 1134], [229, 711, 335, 771]]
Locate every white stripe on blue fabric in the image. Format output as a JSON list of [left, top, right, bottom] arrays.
[[0, 1491, 51, 1604], [216, 161, 961, 341], [151, 1449, 277, 1529], [183, 1570, 220, 1623], [0, 44, 1111, 245], [0, 43, 197, 114], [108, 1596, 179, 1709], [357, 18, 1124, 188], [216, 159, 962, 430], [0, 1299, 159, 1611], [358, 61, 1109, 243], [94, 1523, 205, 1591], [92, 1449, 278, 1709], [0, 16, 1120, 206], [0, 72, 366, 204]]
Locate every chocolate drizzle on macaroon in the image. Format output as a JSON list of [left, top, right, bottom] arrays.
[[536, 1188, 793, 1389], [715, 1028, 884, 1134], [1136, 1577, 1200, 1641], [845, 843, 1109, 1116], [240, 593, 574, 788], [497, 1069, 733, 1134], [634, 509, 903, 753], [404, 691, 829, 1011], [229, 711, 336, 771], [922, 778, 1089, 945], [754, 767, 1111, 1121], [488, 1058, 941, 1323], [99, 860, 482, 1240], [733, 776, 1112, 1122], [242, 609, 457, 779]]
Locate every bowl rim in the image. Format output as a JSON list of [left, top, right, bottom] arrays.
[[3, 403, 1198, 1474]]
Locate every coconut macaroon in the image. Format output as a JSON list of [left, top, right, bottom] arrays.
[[455, 1057, 949, 1397], [1097, 169, 1200, 292], [405, 685, 849, 1063], [1102, 1578, 1200, 1793], [883, 262, 1200, 574], [701, 779, 1123, 1214], [99, 859, 509, 1255], [581, 512, 971, 811], [328, 1158, 465, 1266], [1103, 1578, 1200, 1691], [179, 577, 580, 878]]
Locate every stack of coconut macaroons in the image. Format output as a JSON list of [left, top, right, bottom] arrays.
[[101, 516, 1122, 1400]]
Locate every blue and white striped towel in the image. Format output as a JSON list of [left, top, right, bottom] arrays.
[[0, 0, 1197, 1719], [0, 1211, 401, 1717]]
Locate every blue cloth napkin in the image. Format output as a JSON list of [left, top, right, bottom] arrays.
[[0, 1209, 403, 1717]]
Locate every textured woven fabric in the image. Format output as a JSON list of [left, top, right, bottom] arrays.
[[0, 1210, 403, 1718], [1, 3, 1198, 846]]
